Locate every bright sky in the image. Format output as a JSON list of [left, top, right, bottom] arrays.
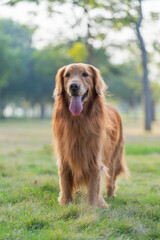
[[0, 0, 160, 74]]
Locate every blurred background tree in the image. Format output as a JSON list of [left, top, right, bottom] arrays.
[[0, 0, 159, 131], [30, 44, 71, 118]]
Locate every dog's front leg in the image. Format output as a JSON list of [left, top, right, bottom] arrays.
[[87, 168, 108, 208], [58, 163, 73, 205]]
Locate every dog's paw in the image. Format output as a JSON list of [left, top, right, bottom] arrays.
[[97, 199, 109, 208], [107, 186, 116, 198], [89, 197, 109, 208], [107, 192, 116, 198], [58, 196, 72, 205], [97, 202, 109, 208]]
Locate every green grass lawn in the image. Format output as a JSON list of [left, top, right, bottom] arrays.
[[0, 120, 160, 240]]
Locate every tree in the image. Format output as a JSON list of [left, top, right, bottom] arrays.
[[30, 44, 71, 118], [0, 19, 33, 118], [77, 0, 153, 130], [135, 0, 151, 130], [105, 62, 142, 106], [0, 21, 24, 118], [0, 27, 11, 118]]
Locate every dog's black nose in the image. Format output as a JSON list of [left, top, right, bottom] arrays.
[[69, 82, 80, 94]]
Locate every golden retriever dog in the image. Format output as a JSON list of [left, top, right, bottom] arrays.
[[52, 63, 129, 207]]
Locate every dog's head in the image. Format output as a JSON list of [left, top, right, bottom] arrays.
[[54, 63, 107, 116]]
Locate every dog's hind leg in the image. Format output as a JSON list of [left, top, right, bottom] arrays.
[[106, 145, 125, 198], [106, 166, 117, 198]]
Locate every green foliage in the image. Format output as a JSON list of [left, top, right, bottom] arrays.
[[150, 12, 160, 21], [1, 19, 32, 49], [6, 0, 66, 6], [30, 45, 71, 103], [0, 21, 24, 90], [69, 42, 88, 62], [6, 0, 39, 5], [103, 62, 142, 106], [153, 40, 160, 52], [0, 19, 32, 101], [0, 19, 72, 117], [0, 29, 11, 88], [0, 20, 27, 117], [150, 81, 160, 103]]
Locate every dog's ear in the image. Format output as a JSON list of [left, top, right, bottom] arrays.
[[89, 65, 107, 96], [53, 66, 66, 98]]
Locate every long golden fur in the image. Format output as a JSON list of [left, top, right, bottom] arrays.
[[52, 63, 129, 207]]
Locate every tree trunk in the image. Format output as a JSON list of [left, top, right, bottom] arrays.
[[135, 0, 152, 131], [40, 102, 45, 119]]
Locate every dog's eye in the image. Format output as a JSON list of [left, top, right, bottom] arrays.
[[65, 73, 70, 78], [82, 72, 88, 77]]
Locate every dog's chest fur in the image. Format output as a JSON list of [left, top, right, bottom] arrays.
[[65, 117, 102, 174]]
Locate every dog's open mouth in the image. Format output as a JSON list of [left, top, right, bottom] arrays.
[[81, 90, 88, 103], [69, 90, 88, 116]]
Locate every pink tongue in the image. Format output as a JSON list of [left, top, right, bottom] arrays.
[[69, 96, 83, 116]]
